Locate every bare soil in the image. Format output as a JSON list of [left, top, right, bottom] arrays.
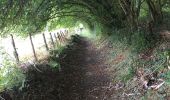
[[0, 36, 114, 100]]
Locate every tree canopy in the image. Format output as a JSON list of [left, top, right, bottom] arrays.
[[0, 0, 170, 36]]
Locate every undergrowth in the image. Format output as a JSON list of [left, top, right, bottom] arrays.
[[0, 48, 25, 92], [0, 35, 70, 93], [101, 28, 170, 99]]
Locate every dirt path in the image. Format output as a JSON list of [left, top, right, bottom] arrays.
[[0, 35, 113, 100], [59, 36, 112, 100]]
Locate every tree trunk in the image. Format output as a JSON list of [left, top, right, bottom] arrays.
[[146, 0, 163, 23], [119, 0, 142, 30]]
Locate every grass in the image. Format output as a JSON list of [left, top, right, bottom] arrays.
[[0, 35, 69, 92], [0, 56, 25, 92], [121, 67, 135, 82], [164, 71, 170, 84], [96, 28, 167, 83], [88, 27, 170, 99]]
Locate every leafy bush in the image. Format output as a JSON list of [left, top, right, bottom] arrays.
[[106, 29, 162, 84], [110, 29, 158, 53], [0, 50, 25, 92]]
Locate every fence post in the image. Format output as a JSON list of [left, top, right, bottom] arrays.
[[49, 32, 55, 49], [66, 30, 69, 38], [57, 32, 61, 41], [54, 33, 59, 46], [10, 34, 19, 64], [54, 33, 57, 41], [60, 31, 65, 42], [42, 33, 49, 51], [57, 32, 62, 44], [62, 31, 66, 42], [29, 33, 38, 62]]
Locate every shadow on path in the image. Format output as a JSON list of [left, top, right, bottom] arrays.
[[59, 36, 111, 100], [0, 35, 112, 100]]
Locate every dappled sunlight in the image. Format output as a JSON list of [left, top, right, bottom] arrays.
[[1, 0, 170, 99]]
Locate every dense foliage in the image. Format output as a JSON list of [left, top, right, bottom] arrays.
[[0, 0, 170, 36], [1, 1, 170, 98]]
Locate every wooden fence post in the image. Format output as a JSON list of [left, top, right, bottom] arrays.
[[42, 33, 49, 51], [60, 31, 65, 42], [59, 33, 63, 43], [49, 32, 55, 48], [54, 33, 57, 41], [29, 33, 38, 62], [54, 33, 59, 46], [57, 32, 60, 41], [62, 31, 66, 42], [57, 32, 62, 44], [10, 34, 19, 64]]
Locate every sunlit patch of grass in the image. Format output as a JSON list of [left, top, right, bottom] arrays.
[[19, 50, 49, 63]]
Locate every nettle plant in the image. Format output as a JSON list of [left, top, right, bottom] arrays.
[[0, 47, 25, 91]]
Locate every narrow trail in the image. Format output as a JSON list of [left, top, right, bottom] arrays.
[[59, 36, 112, 100], [5, 35, 167, 100], [1, 36, 114, 100]]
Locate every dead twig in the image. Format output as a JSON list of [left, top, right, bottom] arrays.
[[150, 79, 165, 90], [33, 63, 43, 73]]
